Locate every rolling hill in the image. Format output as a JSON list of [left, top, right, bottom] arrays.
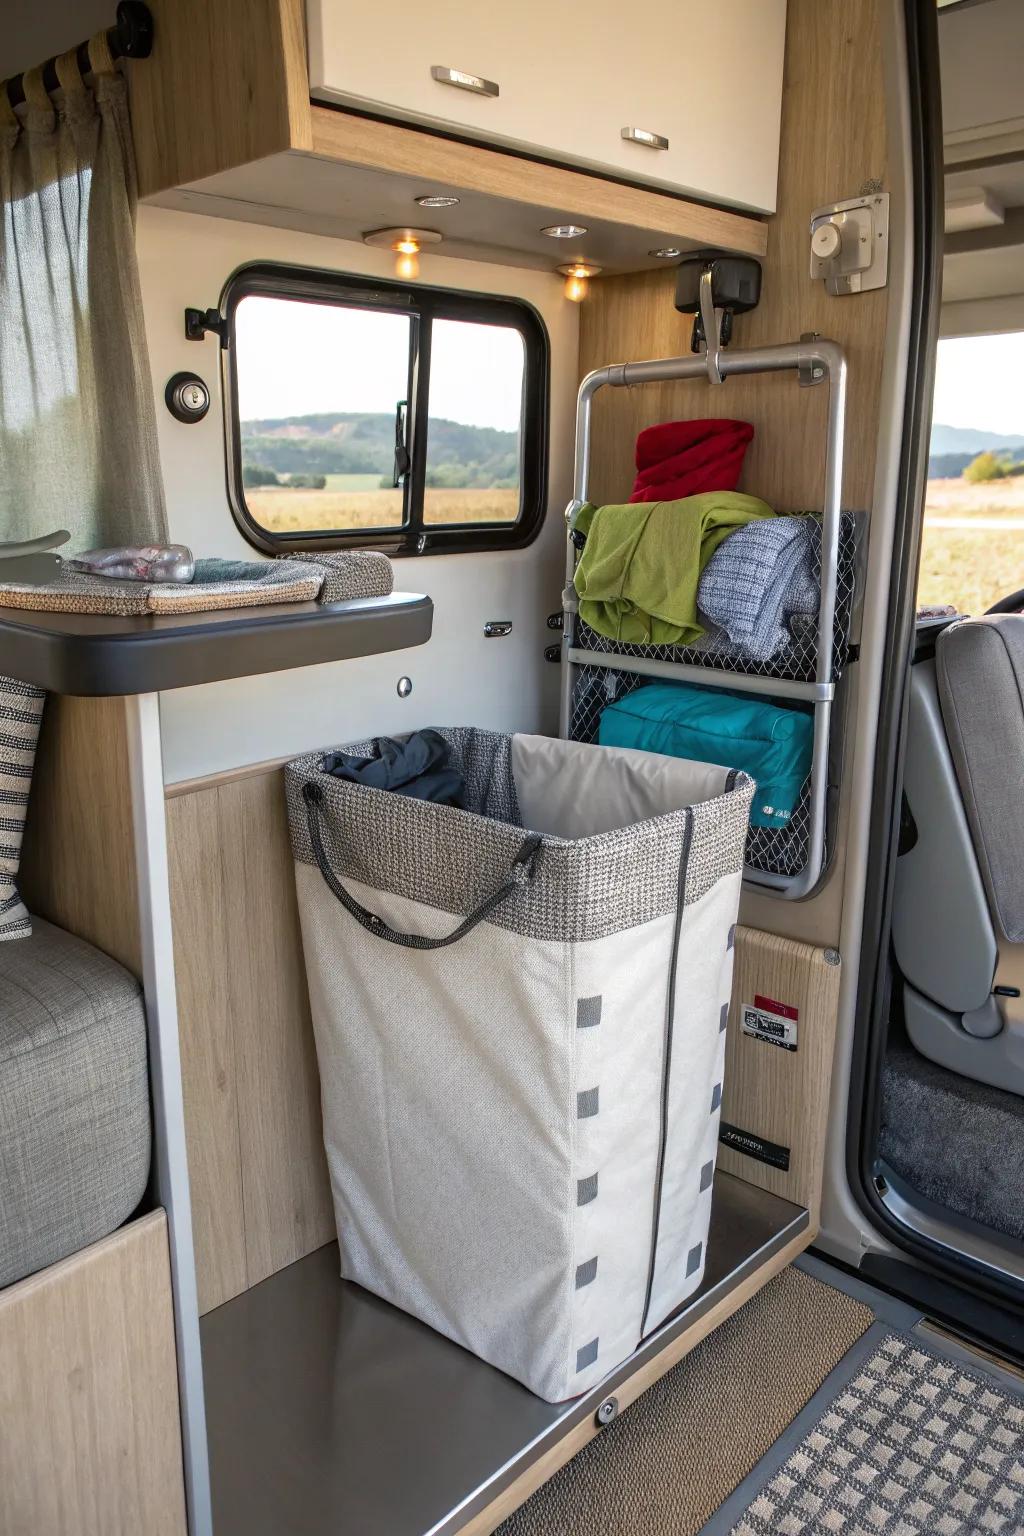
[[929, 423, 1024, 479], [241, 411, 520, 489]]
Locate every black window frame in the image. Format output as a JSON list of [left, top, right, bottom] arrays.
[[221, 262, 550, 558]]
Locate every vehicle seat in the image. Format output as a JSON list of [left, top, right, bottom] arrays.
[[892, 615, 1024, 1096]]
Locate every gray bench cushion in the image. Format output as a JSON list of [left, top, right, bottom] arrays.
[[0, 918, 150, 1288], [937, 616, 1024, 945]]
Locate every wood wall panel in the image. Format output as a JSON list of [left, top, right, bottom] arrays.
[[167, 790, 248, 1312], [577, 0, 889, 516], [19, 695, 141, 977], [718, 927, 842, 1223], [128, 0, 312, 199], [166, 768, 334, 1314], [0, 1213, 187, 1536]]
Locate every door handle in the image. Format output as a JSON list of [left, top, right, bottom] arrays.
[[431, 65, 499, 97], [393, 400, 410, 487], [621, 127, 669, 151]]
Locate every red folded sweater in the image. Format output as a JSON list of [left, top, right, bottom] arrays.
[[630, 418, 754, 503]]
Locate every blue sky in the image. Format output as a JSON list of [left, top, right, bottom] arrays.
[[235, 296, 524, 432]]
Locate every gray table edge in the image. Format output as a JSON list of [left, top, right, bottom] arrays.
[[0, 592, 433, 695]]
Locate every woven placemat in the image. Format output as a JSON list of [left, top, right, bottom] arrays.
[[0, 558, 321, 616]]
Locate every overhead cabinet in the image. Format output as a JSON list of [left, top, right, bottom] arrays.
[[306, 0, 788, 213], [128, 0, 770, 273]]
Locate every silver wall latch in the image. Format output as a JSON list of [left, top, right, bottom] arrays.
[[809, 192, 889, 296]]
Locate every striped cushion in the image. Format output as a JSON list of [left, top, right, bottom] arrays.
[[0, 679, 45, 942]]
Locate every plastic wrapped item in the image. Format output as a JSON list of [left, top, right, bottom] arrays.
[[68, 544, 194, 583]]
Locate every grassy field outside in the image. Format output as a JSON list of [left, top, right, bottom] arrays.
[[918, 476, 1024, 614], [247, 485, 520, 533]]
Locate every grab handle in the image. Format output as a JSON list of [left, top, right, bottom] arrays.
[[302, 781, 542, 950]]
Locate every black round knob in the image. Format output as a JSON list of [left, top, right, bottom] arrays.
[[165, 372, 210, 423]]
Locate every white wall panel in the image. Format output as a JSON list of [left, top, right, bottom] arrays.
[[135, 207, 578, 783]]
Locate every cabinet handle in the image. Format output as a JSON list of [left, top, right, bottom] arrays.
[[621, 126, 669, 151], [431, 65, 499, 97]]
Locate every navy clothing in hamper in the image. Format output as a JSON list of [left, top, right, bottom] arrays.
[[322, 729, 465, 806], [599, 683, 813, 829]]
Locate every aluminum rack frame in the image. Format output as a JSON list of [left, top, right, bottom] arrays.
[[558, 332, 849, 901]]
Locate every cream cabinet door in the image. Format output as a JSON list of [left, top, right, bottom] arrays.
[[306, 0, 786, 213]]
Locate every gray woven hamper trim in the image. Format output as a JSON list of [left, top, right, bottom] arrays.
[[287, 729, 752, 945]]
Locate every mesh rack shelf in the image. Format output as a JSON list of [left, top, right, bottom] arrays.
[[558, 334, 853, 900]]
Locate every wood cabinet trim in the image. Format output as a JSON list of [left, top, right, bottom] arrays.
[[307, 106, 768, 258]]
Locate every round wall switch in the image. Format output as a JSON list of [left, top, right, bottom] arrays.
[[165, 372, 211, 423]]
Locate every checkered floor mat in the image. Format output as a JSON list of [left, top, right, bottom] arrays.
[[730, 1332, 1024, 1536]]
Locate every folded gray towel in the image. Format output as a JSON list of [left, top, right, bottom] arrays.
[[697, 515, 819, 662], [283, 551, 394, 604]]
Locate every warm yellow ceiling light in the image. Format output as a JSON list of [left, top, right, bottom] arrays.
[[558, 262, 602, 302], [393, 237, 420, 279], [363, 226, 443, 280]]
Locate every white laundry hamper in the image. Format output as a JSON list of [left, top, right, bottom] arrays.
[[287, 728, 753, 1403]]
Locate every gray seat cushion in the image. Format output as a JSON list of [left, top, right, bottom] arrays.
[[936, 615, 1024, 945], [0, 918, 150, 1288]]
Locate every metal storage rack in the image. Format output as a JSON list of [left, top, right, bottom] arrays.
[[558, 304, 850, 900]]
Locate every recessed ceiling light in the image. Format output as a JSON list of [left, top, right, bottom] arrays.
[[650, 247, 683, 259], [415, 194, 461, 209], [541, 223, 588, 239]]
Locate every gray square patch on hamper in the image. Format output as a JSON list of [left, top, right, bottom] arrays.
[[576, 995, 602, 1029], [576, 1339, 599, 1372], [700, 1160, 715, 1192], [686, 1243, 703, 1276], [577, 1173, 599, 1206], [575, 1257, 598, 1289], [577, 1087, 599, 1119], [711, 1082, 723, 1112]]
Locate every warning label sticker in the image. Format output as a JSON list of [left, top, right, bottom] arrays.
[[741, 994, 799, 1052]]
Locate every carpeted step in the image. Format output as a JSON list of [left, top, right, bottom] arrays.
[[880, 1044, 1024, 1243]]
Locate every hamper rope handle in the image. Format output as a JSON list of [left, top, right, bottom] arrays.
[[302, 781, 543, 950]]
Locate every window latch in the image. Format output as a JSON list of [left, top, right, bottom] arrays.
[[393, 399, 411, 485], [184, 306, 228, 346]]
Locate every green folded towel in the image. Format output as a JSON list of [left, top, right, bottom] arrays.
[[573, 492, 775, 646]]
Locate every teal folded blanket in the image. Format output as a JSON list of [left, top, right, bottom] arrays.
[[598, 683, 812, 829]]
